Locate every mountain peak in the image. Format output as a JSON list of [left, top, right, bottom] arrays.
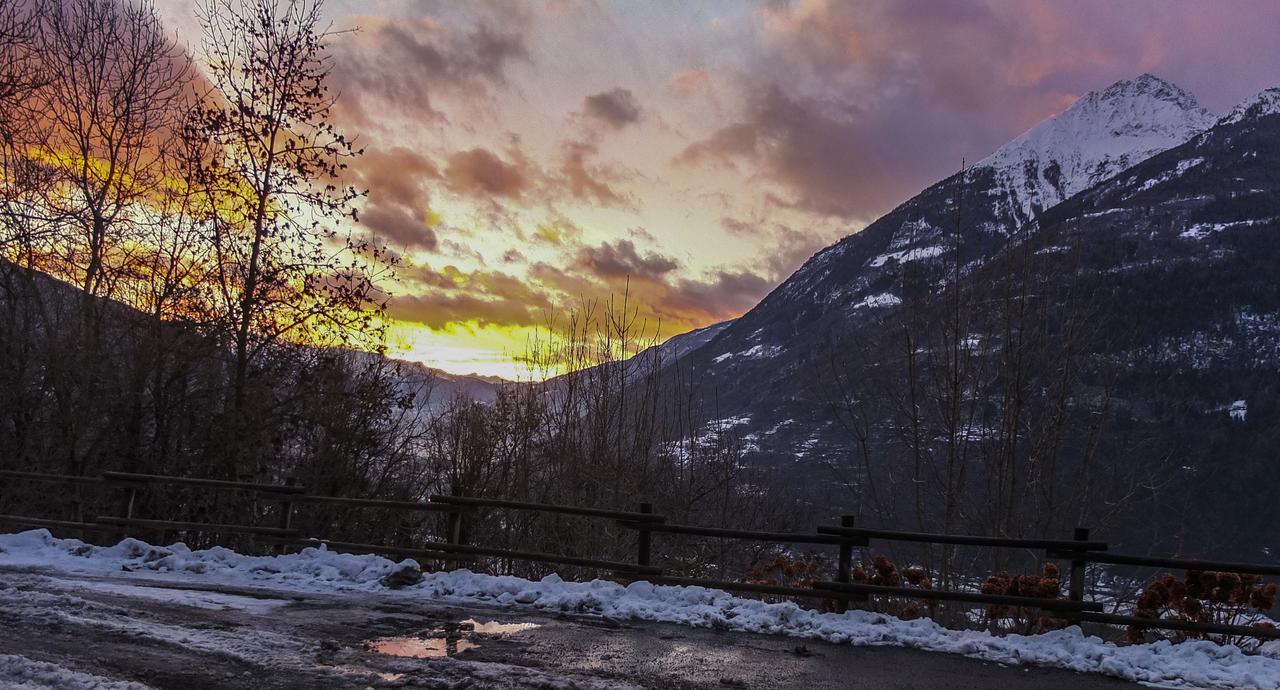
[[977, 73, 1215, 222], [1219, 86, 1280, 126], [1098, 73, 1200, 108]]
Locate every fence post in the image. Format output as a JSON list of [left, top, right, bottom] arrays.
[[445, 491, 465, 571], [835, 515, 854, 613], [278, 477, 296, 530], [1066, 527, 1089, 623], [447, 509, 463, 545], [636, 503, 653, 569]]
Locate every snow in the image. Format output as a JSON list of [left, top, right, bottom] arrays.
[[1135, 157, 1205, 193], [69, 579, 290, 612], [4, 528, 1280, 689], [1229, 400, 1248, 421], [870, 245, 945, 267], [1179, 218, 1274, 241], [0, 654, 150, 690], [713, 343, 781, 363], [851, 292, 902, 310], [1219, 87, 1280, 126], [978, 74, 1215, 223]]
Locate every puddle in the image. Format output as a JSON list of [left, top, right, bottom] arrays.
[[368, 636, 478, 658], [366, 618, 541, 659], [464, 618, 540, 635]]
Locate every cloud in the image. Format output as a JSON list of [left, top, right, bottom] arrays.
[[329, 14, 529, 128], [671, 0, 1280, 220], [574, 239, 679, 280], [444, 147, 529, 199], [582, 88, 642, 128], [668, 69, 713, 99], [667, 269, 773, 319], [390, 264, 552, 329], [348, 147, 441, 250], [674, 122, 758, 168], [557, 139, 631, 207]]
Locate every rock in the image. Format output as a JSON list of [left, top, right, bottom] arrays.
[[379, 562, 423, 589]]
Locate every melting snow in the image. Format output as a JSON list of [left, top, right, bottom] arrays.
[[713, 344, 781, 363], [869, 245, 945, 268], [1228, 400, 1248, 421], [2, 529, 1280, 689], [852, 292, 902, 310], [1180, 218, 1274, 240], [1135, 157, 1206, 193]]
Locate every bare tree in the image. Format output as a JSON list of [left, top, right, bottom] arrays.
[[190, 0, 396, 477], [34, 0, 191, 298]]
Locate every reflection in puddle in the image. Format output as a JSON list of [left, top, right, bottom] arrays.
[[366, 618, 541, 659], [368, 636, 477, 658], [463, 618, 540, 635]]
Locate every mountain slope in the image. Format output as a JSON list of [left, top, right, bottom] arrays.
[[669, 75, 1215, 431], [650, 77, 1280, 556]]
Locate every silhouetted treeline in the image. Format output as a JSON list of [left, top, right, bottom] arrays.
[[0, 0, 764, 574]]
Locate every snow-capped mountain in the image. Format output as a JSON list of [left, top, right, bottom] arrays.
[[1218, 86, 1280, 126], [686, 74, 1213, 371], [980, 73, 1216, 224], [647, 76, 1280, 556]]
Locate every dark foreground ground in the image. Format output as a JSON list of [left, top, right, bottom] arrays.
[[0, 566, 1139, 689]]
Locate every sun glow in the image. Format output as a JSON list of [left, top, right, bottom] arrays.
[[386, 320, 548, 381]]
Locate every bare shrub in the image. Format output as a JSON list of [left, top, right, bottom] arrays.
[[1127, 571, 1277, 651]]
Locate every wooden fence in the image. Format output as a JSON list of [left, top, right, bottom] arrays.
[[1, 468, 1276, 641]]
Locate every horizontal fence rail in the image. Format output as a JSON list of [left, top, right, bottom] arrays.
[[0, 470, 105, 485], [2, 469, 1278, 642], [0, 514, 112, 532], [284, 537, 663, 576], [1045, 549, 1280, 577], [291, 494, 464, 513], [94, 515, 301, 538], [100, 471, 306, 494], [629, 522, 849, 545], [427, 495, 665, 522], [816, 525, 1109, 552]]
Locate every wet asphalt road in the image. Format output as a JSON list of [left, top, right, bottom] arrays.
[[0, 566, 1140, 689]]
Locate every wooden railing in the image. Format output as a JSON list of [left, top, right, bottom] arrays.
[[1, 468, 1276, 641]]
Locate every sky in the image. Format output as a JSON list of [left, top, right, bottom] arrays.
[[157, 0, 1280, 379]]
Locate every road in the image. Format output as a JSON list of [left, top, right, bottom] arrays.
[[0, 566, 1139, 689]]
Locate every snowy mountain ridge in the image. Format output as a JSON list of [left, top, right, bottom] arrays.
[[1219, 86, 1280, 126], [978, 73, 1217, 223]]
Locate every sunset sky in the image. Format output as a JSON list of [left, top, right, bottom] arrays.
[[159, 0, 1280, 379]]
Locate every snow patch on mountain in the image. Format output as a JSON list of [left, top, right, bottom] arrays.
[[1180, 218, 1275, 241], [870, 245, 946, 267], [851, 292, 902, 310], [1228, 400, 1248, 421], [1219, 87, 1280, 126], [1135, 157, 1206, 194], [712, 344, 781, 364], [978, 74, 1215, 223]]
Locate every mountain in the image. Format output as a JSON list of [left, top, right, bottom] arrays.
[[671, 74, 1215, 423], [385, 358, 503, 411], [980, 73, 1216, 224], [651, 76, 1280, 556]]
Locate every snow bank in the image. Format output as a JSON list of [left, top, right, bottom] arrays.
[[3, 529, 1279, 689], [0, 528, 407, 590], [0, 654, 148, 690]]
